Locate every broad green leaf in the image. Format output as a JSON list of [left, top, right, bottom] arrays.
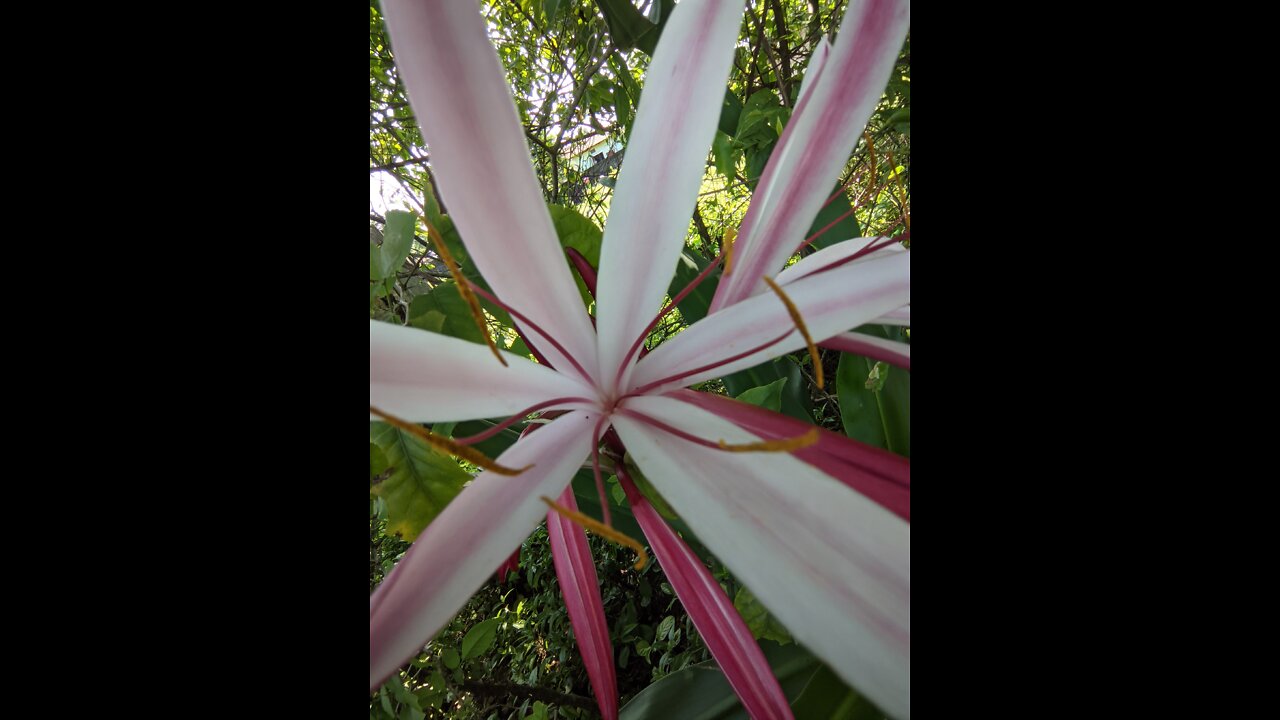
[[594, 0, 672, 54], [618, 641, 819, 720], [722, 357, 811, 423], [790, 665, 888, 720], [369, 422, 471, 541], [408, 283, 483, 344], [834, 326, 910, 457], [530, 701, 549, 720], [712, 130, 737, 181], [805, 185, 862, 252], [657, 615, 675, 641], [370, 442, 389, 480], [542, 0, 561, 22], [379, 211, 417, 280], [548, 204, 603, 307], [387, 679, 421, 711], [461, 617, 502, 660], [733, 377, 786, 413], [732, 585, 792, 645], [441, 648, 459, 670]]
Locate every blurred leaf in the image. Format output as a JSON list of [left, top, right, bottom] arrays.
[[790, 665, 888, 720], [378, 211, 417, 280], [619, 641, 819, 720], [733, 377, 786, 413], [442, 648, 459, 670], [548, 204, 603, 307], [732, 585, 792, 645], [712, 131, 737, 181], [835, 326, 910, 457], [370, 442, 389, 480], [408, 283, 484, 344], [462, 617, 502, 660], [806, 185, 862, 252], [369, 422, 471, 541]]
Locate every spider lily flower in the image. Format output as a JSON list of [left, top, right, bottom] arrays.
[[371, 0, 910, 717]]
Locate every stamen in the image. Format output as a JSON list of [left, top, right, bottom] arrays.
[[721, 227, 738, 275], [762, 276, 824, 389], [451, 396, 594, 446], [421, 218, 508, 367], [718, 428, 819, 453], [863, 131, 878, 193], [369, 406, 532, 476], [886, 149, 910, 231], [541, 496, 648, 570]]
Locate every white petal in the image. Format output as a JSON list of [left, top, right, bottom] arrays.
[[630, 251, 909, 393], [613, 396, 909, 718], [370, 410, 598, 689], [382, 0, 598, 377], [370, 320, 595, 423], [710, 0, 911, 312], [773, 237, 905, 286], [594, 0, 747, 390]]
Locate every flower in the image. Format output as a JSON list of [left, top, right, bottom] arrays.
[[371, 0, 911, 717]]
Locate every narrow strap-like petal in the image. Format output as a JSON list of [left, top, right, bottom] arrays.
[[381, 0, 599, 378], [370, 411, 598, 690], [547, 489, 618, 720], [820, 331, 911, 371], [612, 396, 909, 718], [618, 469, 793, 720], [370, 320, 594, 423], [773, 237, 905, 286], [671, 389, 909, 520], [875, 305, 910, 326], [595, 0, 747, 390], [710, 0, 911, 312], [631, 251, 909, 394]]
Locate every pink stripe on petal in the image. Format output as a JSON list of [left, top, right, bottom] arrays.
[[370, 411, 598, 690], [548, 489, 618, 720], [618, 468, 793, 720], [820, 331, 911, 371], [672, 389, 909, 520]]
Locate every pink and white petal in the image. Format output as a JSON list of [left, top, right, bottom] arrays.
[[874, 305, 910, 326], [672, 389, 910, 520], [595, 0, 747, 387], [791, 39, 831, 108], [548, 489, 618, 720], [631, 251, 909, 394], [618, 469, 793, 720], [612, 396, 909, 718], [381, 0, 599, 377], [370, 411, 598, 689], [774, 237, 905, 286], [370, 320, 594, 423], [710, 0, 911, 312], [820, 332, 911, 371]]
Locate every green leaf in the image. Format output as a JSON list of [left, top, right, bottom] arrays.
[[805, 184, 862, 252], [722, 357, 811, 423], [594, 0, 661, 53], [790, 665, 888, 720], [530, 701, 549, 720], [712, 131, 737, 181], [657, 615, 675, 641], [542, 0, 561, 22], [408, 283, 484, 344], [379, 211, 417, 280], [441, 648, 459, 670], [370, 442, 389, 480], [733, 377, 786, 413], [461, 617, 501, 660], [834, 326, 909, 457], [369, 422, 471, 540], [732, 586, 792, 645], [387, 679, 421, 711], [619, 641, 819, 720], [548, 204, 603, 307]]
